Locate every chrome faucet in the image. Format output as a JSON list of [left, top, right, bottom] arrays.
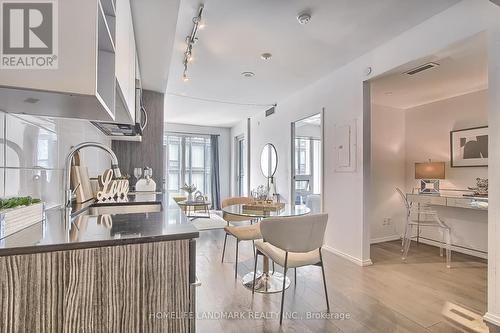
[[63, 142, 121, 229]]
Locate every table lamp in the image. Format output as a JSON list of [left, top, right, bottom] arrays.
[[415, 161, 445, 194]]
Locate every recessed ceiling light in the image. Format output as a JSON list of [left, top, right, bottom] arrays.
[[261, 53, 272, 60], [242, 71, 255, 78], [385, 92, 393, 96], [297, 12, 311, 25]]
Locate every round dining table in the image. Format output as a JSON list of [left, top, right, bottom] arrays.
[[221, 203, 311, 294]]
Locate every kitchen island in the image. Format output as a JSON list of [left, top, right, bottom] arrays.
[[0, 194, 199, 333]]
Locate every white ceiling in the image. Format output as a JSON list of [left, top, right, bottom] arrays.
[[371, 33, 488, 109], [130, 0, 180, 92], [164, 0, 460, 127]]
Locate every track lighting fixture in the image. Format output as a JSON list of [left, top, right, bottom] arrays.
[[182, 4, 204, 81]]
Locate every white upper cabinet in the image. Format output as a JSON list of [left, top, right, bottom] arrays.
[[0, 0, 136, 122], [114, 0, 136, 124]]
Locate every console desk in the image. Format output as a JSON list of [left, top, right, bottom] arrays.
[[406, 193, 488, 211], [406, 192, 488, 257]]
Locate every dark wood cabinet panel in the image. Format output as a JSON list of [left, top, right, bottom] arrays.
[[113, 90, 165, 188], [0, 240, 190, 333]]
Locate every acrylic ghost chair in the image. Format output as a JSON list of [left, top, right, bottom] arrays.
[[395, 188, 452, 268]]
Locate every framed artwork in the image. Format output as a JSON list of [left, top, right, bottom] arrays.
[[450, 126, 488, 167]]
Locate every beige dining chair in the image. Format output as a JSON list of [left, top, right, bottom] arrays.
[[221, 196, 262, 278], [252, 213, 329, 325], [221, 196, 255, 224]]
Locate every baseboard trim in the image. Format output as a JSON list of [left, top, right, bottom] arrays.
[[484, 312, 500, 329], [416, 237, 487, 260], [323, 245, 373, 267], [371, 235, 401, 244]]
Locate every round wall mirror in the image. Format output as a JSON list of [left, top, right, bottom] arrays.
[[260, 143, 278, 178]]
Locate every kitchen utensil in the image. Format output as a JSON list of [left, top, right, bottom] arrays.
[[70, 151, 94, 203]]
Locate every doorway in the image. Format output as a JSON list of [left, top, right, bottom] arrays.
[[235, 135, 247, 196], [291, 112, 323, 213], [363, 33, 488, 328]]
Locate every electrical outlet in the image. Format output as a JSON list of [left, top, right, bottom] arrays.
[[383, 218, 392, 226]]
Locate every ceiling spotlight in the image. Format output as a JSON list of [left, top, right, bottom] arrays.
[[241, 71, 255, 78], [261, 53, 272, 60], [297, 12, 311, 25]]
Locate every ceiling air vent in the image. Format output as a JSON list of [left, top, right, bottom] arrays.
[[265, 106, 276, 117], [405, 62, 439, 76]]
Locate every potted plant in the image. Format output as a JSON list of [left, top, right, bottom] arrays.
[[180, 184, 197, 202], [0, 196, 44, 239]]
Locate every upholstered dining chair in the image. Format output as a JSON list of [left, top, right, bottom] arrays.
[[395, 188, 452, 268], [221, 196, 255, 225], [221, 197, 262, 278], [252, 213, 329, 325]]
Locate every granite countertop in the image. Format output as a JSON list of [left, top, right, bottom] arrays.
[[0, 193, 199, 256]]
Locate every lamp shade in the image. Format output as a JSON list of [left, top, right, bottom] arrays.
[[415, 162, 445, 179]]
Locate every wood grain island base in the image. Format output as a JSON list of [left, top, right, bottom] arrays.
[[0, 239, 193, 333]]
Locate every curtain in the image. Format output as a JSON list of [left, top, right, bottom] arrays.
[[210, 135, 221, 209]]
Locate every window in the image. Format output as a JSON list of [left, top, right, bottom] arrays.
[[164, 134, 212, 204], [294, 136, 321, 204], [295, 138, 311, 175]]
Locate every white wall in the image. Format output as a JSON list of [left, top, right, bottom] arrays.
[[370, 104, 406, 243], [230, 0, 500, 323], [486, 1, 500, 325], [405, 90, 488, 191], [405, 90, 489, 257], [370, 91, 489, 255], [232, 0, 500, 265], [165, 122, 231, 201]]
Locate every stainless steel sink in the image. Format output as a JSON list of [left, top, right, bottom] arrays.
[[88, 203, 162, 215]]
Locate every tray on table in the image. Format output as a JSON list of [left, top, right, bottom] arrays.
[[242, 201, 285, 212]]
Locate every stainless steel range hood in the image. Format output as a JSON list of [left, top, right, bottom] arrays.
[[92, 79, 147, 142], [91, 121, 144, 142]]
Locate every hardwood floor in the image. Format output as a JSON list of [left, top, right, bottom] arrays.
[[195, 230, 487, 333]]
